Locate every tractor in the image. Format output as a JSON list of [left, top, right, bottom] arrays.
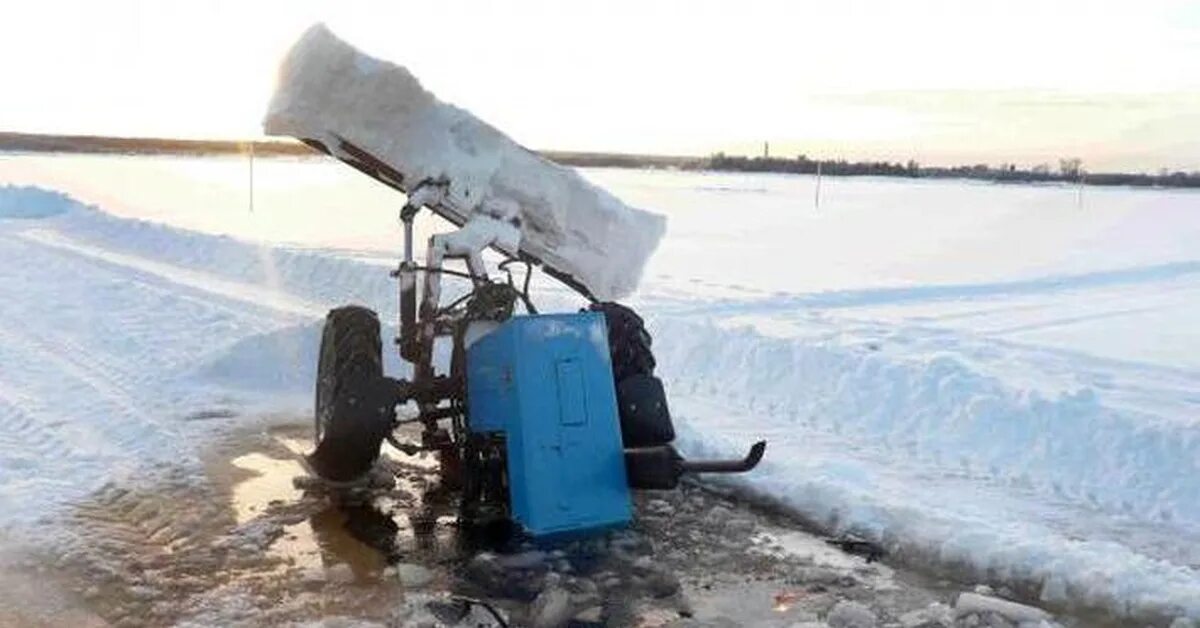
[[265, 24, 765, 538], [298, 143, 764, 538]]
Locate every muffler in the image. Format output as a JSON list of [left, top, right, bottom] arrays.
[[625, 441, 767, 490]]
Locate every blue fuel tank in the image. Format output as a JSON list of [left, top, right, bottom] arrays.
[[465, 312, 632, 537]]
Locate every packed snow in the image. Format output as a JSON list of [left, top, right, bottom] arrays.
[[0, 184, 75, 219], [0, 159, 1198, 623], [264, 24, 666, 301]]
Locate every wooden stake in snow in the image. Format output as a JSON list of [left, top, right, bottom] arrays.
[[248, 141, 255, 214], [1076, 171, 1085, 210], [815, 160, 823, 210]]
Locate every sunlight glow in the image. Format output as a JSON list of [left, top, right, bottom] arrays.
[[1, 0, 1198, 170]]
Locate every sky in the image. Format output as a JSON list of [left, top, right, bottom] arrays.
[[1, 0, 1198, 171]]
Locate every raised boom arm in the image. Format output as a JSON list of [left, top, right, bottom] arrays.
[[265, 24, 666, 302]]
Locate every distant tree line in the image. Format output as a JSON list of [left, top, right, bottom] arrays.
[[700, 153, 1200, 189], [708, 153, 919, 177], [5, 131, 1198, 190], [0, 131, 311, 157]]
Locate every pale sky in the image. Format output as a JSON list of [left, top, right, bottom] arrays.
[[1, 0, 1198, 171]]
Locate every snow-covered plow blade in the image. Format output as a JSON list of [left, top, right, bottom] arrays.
[[264, 24, 665, 302]]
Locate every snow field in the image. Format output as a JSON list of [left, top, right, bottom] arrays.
[[0, 182, 1197, 622]]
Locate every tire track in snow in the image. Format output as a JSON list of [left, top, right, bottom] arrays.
[[0, 323, 138, 417], [0, 226, 301, 384], [0, 310, 183, 459], [0, 226, 306, 530], [0, 321, 175, 528], [0, 383, 81, 471]]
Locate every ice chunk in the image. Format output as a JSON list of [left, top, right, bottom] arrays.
[[954, 592, 1052, 623], [264, 24, 666, 300]]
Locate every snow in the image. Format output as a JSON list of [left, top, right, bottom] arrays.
[[826, 600, 878, 628], [0, 161, 1198, 623], [263, 24, 666, 301], [0, 185, 76, 218]]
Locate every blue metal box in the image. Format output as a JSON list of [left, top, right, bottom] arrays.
[[466, 312, 632, 537]]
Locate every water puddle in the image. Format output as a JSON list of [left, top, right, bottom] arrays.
[[222, 426, 463, 582], [230, 451, 304, 524], [40, 420, 1069, 628], [23, 422, 478, 625]]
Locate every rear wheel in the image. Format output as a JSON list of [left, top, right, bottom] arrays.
[[308, 305, 391, 482], [589, 302, 676, 447], [589, 302, 656, 382], [616, 373, 675, 447]]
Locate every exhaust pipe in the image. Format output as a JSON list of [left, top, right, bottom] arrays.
[[677, 440, 766, 474], [624, 441, 767, 490]]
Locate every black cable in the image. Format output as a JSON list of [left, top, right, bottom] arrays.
[[498, 259, 538, 314], [411, 265, 477, 280], [436, 291, 475, 316], [449, 596, 509, 627]]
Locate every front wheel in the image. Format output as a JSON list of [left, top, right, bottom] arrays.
[[307, 305, 391, 482]]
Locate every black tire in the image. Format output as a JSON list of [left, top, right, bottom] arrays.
[[588, 302, 676, 447], [308, 305, 390, 482], [589, 302, 656, 382], [616, 373, 676, 447]]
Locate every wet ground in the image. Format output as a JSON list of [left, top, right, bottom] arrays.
[[0, 421, 1098, 627]]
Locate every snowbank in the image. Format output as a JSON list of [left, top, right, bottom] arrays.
[[29, 199, 395, 317], [198, 321, 413, 393], [0, 185, 80, 219], [655, 316, 1200, 621], [264, 24, 666, 300]]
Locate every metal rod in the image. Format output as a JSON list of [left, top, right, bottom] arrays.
[[398, 209, 419, 361], [678, 441, 766, 474], [403, 216, 414, 263]]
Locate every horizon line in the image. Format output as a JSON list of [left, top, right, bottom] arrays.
[[1, 130, 1195, 177]]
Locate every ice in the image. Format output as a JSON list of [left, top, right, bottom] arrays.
[[0, 165, 1197, 624], [954, 593, 1051, 623], [263, 24, 666, 301]]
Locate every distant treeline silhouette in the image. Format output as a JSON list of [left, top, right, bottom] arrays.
[[0, 131, 310, 157], [4, 131, 1197, 190], [704, 153, 1200, 189]]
